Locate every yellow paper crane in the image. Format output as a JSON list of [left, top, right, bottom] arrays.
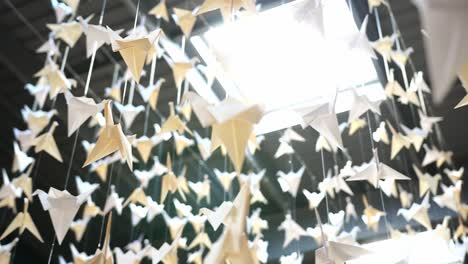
[[361, 196, 385, 232], [0, 199, 43, 242], [32, 121, 63, 162], [186, 92, 264, 174], [196, 0, 257, 23], [149, 0, 169, 22], [172, 8, 197, 38], [171, 60, 195, 89], [159, 102, 192, 135], [108, 27, 163, 83], [83, 101, 134, 170], [387, 121, 411, 160], [160, 156, 178, 203], [47, 17, 89, 47], [123, 187, 148, 207], [34, 61, 75, 99]]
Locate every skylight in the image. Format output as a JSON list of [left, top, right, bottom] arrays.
[[191, 0, 384, 134]]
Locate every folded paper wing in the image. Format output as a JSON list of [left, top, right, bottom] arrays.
[[0, 199, 43, 242], [65, 91, 105, 137], [83, 101, 134, 170], [32, 121, 63, 162], [33, 187, 95, 244]]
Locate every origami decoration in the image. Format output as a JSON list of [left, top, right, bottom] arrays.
[[387, 121, 411, 160], [296, 92, 343, 151], [0, 238, 18, 264], [160, 102, 192, 135], [372, 121, 389, 144], [277, 167, 305, 197], [12, 165, 34, 201], [160, 156, 178, 203], [413, 165, 441, 197], [196, 0, 256, 23], [368, 0, 388, 12], [124, 187, 148, 207], [115, 102, 145, 130], [64, 91, 105, 136], [34, 61, 76, 99], [107, 27, 163, 83], [347, 149, 410, 188], [11, 142, 34, 173], [413, 0, 468, 103], [34, 187, 97, 244], [348, 15, 377, 59], [47, 17, 89, 47], [149, 0, 169, 21], [70, 218, 89, 242], [170, 60, 195, 89], [186, 92, 265, 174], [348, 89, 381, 123], [146, 196, 165, 222], [0, 199, 43, 242], [278, 214, 308, 248], [25, 80, 49, 109], [83, 101, 134, 170], [172, 8, 197, 38], [21, 107, 56, 136], [348, 118, 366, 136], [390, 47, 414, 69], [345, 197, 358, 222], [103, 185, 124, 215], [129, 203, 148, 226], [137, 78, 165, 110], [361, 196, 385, 232], [188, 177, 211, 203], [78, 16, 120, 58], [32, 121, 63, 162], [398, 193, 432, 230], [371, 34, 397, 60]]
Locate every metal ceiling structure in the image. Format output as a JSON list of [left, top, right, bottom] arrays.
[[0, 0, 467, 263]]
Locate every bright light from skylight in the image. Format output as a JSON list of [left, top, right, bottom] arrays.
[[191, 0, 384, 134]]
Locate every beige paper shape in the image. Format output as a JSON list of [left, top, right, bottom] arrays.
[[173, 8, 197, 38], [160, 156, 178, 203], [277, 167, 305, 197], [135, 136, 154, 164], [0, 238, 18, 264], [32, 121, 63, 162], [196, 0, 256, 23], [413, 165, 441, 197], [384, 69, 406, 98], [47, 20, 85, 47], [12, 165, 34, 201], [33, 187, 96, 244], [137, 79, 165, 110], [64, 91, 105, 136], [12, 142, 33, 173], [115, 102, 145, 130], [303, 190, 325, 209], [25, 80, 49, 109], [103, 185, 124, 215], [371, 34, 397, 60], [83, 101, 134, 170], [278, 214, 308, 248], [214, 169, 235, 192], [398, 193, 432, 230], [188, 177, 211, 203], [105, 84, 121, 102], [0, 199, 43, 242], [83, 198, 102, 219], [108, 27, 162, 83], [387, 121, 411, 160], [149, 0, 169, 21], [361, 196, 385, 232], [188, 232, 212, 249], [21, 107, 56, 136], [90, 160, 108, 182], [70, 218, 89, 242], [124, 187, 148, 207], [348, 89, 381, 123], [171, 61, 194, 89], [160, 102, 192, 135], [348, 118, 366, 136]]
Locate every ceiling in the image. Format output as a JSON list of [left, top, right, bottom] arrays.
[[0, 0, 466, 263]]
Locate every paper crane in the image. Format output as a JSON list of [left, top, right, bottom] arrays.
[[0, 199, 43, 242], [186, 92, 265, 174], [78, 16, 120, 58], [413, 165, 441, 197], [296, 91, 343, 151], [278, 214, 308, 248], [160, 102, 192, 135], [361, 196, 385, 232], [64, 91, 105, 136], [371, 34, 397, 60], [51, 0, 72, 22], [70, 218, 89, 242], [47, 17, 89, 47], [124, 187, 148, 208], [32, 121, 63, 162], [385, 69, 406, 98], [348, 89, 381, 123], [413, 0, 468, 103], [372, 121, 389, 144], [196, 0, 256, 23], [188, 177, 211, 203], [0, 238, 18, 264], [149, 0, 169, 21], [348, 15, 377, 59], [172, 8, 197, 37], [11, 142, 33, 173], [303, 190, 325, 210], [194, 132, 212, 160], [387, 121, 411, 160], [398, 193, 432, 230], [33, 187, 97, 244], [137, 78, 165, 110], [21, 106, 56, 136], [214, 169, 236, 192], [170, 60, 196, 89], [25, 80, 49, 110], [83, 101, 134, 170], [160, 156, 178, 203], [12, 165, 34, 201], [107, 27, 162, 83], [146, 196, 165, 222], [203, 183, 257, 263], [71, 213, 113, 264], [277, 167, 305, 197], [103, 185, 124, 215], [114, 102, 145, 130], [347, 149, 410, 188], [34, 61, 76, 99]]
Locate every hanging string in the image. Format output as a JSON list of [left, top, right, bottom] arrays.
[[366, 111, 390, 239], [320, 148, 330, 224], [97, 0, 141, 246]]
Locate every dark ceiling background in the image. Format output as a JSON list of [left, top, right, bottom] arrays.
[[0, 0, 467, 263]]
